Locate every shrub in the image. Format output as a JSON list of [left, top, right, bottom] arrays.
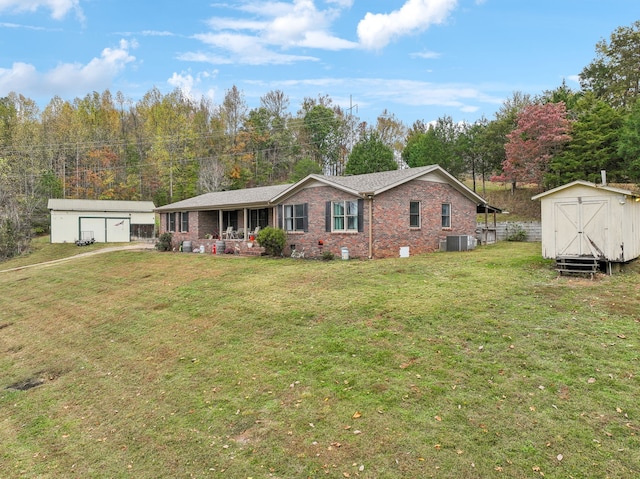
[[321, 251, 335, 261], [156, 232, 173, 251], [506, 223, 527, 242], [256, 227, 287, 257]]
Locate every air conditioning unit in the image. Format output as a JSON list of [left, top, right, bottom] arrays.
[[446, 235, 477, 252]]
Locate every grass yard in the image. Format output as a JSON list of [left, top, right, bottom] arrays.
[[1, 242, 639, 478]]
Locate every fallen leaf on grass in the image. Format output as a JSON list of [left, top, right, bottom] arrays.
[[434, 415, 442, 421], [352, 411, 361, 419], [587, 378, 596, 384]]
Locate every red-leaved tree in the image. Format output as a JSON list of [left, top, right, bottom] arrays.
[[495, 102, 572, 190]]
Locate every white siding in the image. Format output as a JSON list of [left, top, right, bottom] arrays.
[[49, 200, 155, 243], [536, 183, 640, 262]]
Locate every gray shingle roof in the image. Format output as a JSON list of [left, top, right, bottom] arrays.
[[155, 184, 291, 211], [48, 199, 156, 212], [313, 165, 439, 193], [155, 165, 487, 212], [272, 165, 486, 204]]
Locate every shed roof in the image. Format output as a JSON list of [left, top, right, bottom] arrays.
[[531, 180, 637, 200], [48, 199, 156, 212]]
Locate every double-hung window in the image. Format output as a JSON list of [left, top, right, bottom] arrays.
[[249, 208, 268, 231], [180, 212, 189, 232], [332, 200, 359, 231], [441, 203, 451, 228], [409, 201, 421, 228], [284, 203, 307, 232], [167, 212, 176, 232]]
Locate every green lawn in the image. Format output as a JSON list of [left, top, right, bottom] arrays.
[[1, 242, 639, 478]]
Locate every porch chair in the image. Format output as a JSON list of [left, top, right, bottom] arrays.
[[223, 226, 235, 239]]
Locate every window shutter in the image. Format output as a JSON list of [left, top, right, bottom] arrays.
[[303, 203, 309, 232], [325, 201, 331, 232], [277, 205, 283, 229], [357, 199, 364, 232]]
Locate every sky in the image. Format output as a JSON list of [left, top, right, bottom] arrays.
[[1, 0, 640, 127]]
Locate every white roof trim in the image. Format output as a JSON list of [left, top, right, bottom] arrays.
[[532, 180, 636, 200]]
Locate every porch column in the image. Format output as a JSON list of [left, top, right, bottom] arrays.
[[218, 210, 223, 239], [243, 208, 248, 237]]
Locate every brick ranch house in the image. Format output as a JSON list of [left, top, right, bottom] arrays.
[[155, 165, 488, 259]]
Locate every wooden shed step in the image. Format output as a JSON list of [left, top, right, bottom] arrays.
[[556, 256, 598, 276]]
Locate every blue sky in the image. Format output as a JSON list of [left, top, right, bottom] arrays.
[[1, 0, 639, 126]]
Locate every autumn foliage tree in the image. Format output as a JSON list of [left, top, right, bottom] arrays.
[[495, 102, 571, 190]]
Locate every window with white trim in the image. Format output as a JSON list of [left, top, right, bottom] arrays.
[[441, 203, 451, 228], [167, 212, 176, 232], [180, 212, 189, 232], [249, 208, 268, 231], [409, 201, 420, 228], [284, 203, 307, 232], [332, 200, 358, 231]]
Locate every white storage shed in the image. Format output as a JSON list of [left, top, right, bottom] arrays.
[[48, 199, 156, 243], [532, 181, 640, 268]]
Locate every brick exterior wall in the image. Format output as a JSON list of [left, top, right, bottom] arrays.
[[280, 179, 478, 259], [280, 185, 366, 258], [158, 178, 478, 259], [371, 179, 477, 258]]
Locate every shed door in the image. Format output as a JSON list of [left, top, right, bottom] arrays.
[[555, 199, 607, 258]]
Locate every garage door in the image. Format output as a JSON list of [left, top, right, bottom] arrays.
[[79, 217, 130, 243], [107, 218, 130, 242]]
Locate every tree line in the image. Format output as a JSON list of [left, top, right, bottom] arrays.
[[2, 20, 640, 259]]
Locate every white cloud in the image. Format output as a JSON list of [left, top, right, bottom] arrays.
[[141, 30, 175, 37], [0, 21, 47, 30], [206, 18, 265, 31], [167, 70, 217, 103], [357, 0, 458, 50], [255, 76, 503, 115], [0, 39, 135, 98], [191, 33, 319, 65], [188, 0, 356, 66], [0, 0, 83, 20], [326, 0, 353, 7], [410, 50, 442, 59]]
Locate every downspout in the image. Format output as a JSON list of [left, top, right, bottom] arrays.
[[367, 194, 374, 259]]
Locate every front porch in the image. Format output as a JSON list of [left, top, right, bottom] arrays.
[[194, 207, 270, 242]]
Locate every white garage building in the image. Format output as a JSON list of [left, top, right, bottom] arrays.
[[48, 199, 156, 244]]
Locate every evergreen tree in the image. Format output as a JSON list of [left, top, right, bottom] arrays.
[[345, 131, 397, 175]]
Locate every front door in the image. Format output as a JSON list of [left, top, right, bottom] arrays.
[[555, 198, 608, 258]]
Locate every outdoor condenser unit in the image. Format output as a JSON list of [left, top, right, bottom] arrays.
[[446, 235, 477, 252]]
